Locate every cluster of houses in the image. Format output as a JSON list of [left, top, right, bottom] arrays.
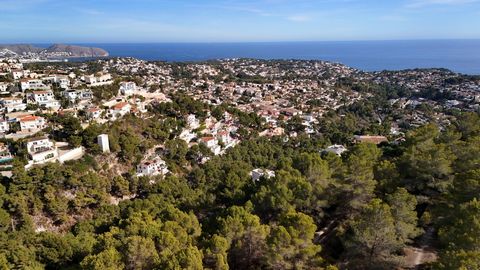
[[0, 59, 158, 170], [178, 113, 240, 159], [2, 55, 474, 185], [0, 58, 158, 138]]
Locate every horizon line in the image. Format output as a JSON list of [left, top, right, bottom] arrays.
[[1, 38, 480, 45]]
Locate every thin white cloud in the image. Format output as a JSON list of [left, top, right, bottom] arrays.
[[287, 14, 312, 22], [406, 0, 478, 8]]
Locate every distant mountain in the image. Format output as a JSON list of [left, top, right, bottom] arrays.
[[0, 44, 109, 57], [45, 44, 109, 57], [0, 44, 43, 55]]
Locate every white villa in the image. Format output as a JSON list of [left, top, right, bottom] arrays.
[[250, 168, 276, 182], [84, 73, 113, 87], [19, 115, 46, 132], [62, 89, 93, 103], [0, 97, 27, 112], [20, 79, 48, 91], [27, 90, 61, 110], [11, 69, 24, 80], [26, 137, 58, 165], [179, 129, 196, 143], [119, 82, 137, 96], [200, 136, 222, 155], [45, 75, 70, 89], [217, 131, 236, 148], [323, 145, 348, 156], [87, 107, 102, 120], [0, 82, 10, 92], [136, 157, 169, 178], [109, 102, 131, 119]]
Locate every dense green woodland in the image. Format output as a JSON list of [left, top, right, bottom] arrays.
[[0, 94, 479, 269]]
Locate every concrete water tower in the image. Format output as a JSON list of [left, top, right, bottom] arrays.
[[97, 134, 110, 153]]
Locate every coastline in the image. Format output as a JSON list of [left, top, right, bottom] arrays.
[[67, 40, 480, 75]]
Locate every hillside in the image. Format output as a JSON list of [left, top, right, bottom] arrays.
[[0, 44, 44, 54], [45, 44, 109, 57], [0, 43, 109, 57]]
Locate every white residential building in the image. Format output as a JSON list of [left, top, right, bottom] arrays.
[[27, 90, 61, 110], [87, 107, 102, 120], [63, 89, 79, 102], [0, 120, 9, 133], [19, 115, 46, 132], [109, 102, 131, 119], [11, 70, 23, 80], [323, 145, 348, 156], [0, 82, 9, 92], [0, 97, 27, 112], [26, 137, 58, 165], [136, 157, 169, 177], [84, 73, 113, 87], [179, 129, 196, 143], [119, 82, 137, 96], [187, 114, 200, 130], [20, 79, 48, 91], [45, 75, 70, 89], [200, 136, 222, 155], [62, 89, 93, 103], [217, 131, 233, 145], [250, 168, 276, 182]]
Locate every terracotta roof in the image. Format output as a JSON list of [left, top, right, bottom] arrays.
[[113, 102, 129, 110], [201, 137, 215, 142], [20, 115, 42, 122]]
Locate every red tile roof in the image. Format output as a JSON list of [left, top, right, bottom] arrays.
[[113, 102, 129, 110], [88, 107, 101, 112], [201, 137, 215, 142], [20, 115, 42, 122]]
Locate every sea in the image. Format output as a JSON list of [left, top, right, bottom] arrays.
[[58, 40, 480, 75]]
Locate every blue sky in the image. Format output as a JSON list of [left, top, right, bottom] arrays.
[[0, 0, 479, 43]]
